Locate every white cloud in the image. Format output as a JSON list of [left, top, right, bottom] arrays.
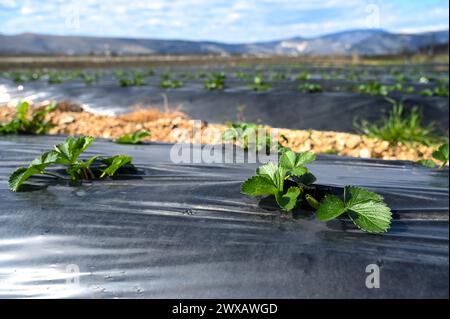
[[0, 0, 448, 42]]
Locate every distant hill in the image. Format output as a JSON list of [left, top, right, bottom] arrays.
[[0, 29, 448, 56]]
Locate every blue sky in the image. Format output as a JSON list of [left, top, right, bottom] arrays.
[[0, 0, 448, 42]]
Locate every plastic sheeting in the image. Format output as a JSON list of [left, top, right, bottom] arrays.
[[0, 135, 448, 298], [1, 78, 448, 133]]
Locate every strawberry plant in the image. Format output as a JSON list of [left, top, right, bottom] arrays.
[[180, 72, 195, 80], [119, 73, 146, 87], [269, 72, 286, 81], [321, 71, 339, 81], [295, 71, 311, 81], [251, 75, 272, 92], [204, 73, 226, 91], [0, 101, 56, 135], [345, 71, 360, 81], [298, 83, 323, 93], [356, 81, 390, 96], [143, 68, 155, 77], [197, 71, 209, 79], [420, 85, 449, 97], [222, 122, 289, 154], [417, 143, 449, 169], [47, 71, 65, 84], [79, 72, 101, 85], [235, 71, 250, 80], [8, 136, 134, 192], [241, 150, 392, 234], [160, 79, 183, 89], [115, 130, 151, 144]]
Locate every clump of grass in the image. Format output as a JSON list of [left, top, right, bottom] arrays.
[[354, 98, 444, 146]]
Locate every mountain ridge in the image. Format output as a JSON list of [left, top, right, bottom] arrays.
[[0, 29, 448, 56]]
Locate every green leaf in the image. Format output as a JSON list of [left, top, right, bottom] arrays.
[[9, 150, 60, 191], [100, 155, 133, 177], [256, 162, 288, 193], [293, 172, 317, 186], [279, 151, 297, 169], [8, 166, 41, 191], [54, 136, 94, 164], [256, 162, 279, 180], [347, 202, 392, 234], [0, 119, 21, 134], [344, 186, 392, 233], [316, 194, 346, 221], [115, 130, 151, 144], [276, 187, 301, 212], [16, 101, 29, 122], [279, 150, 315, 176], [416, 159, 437, 168], [290, 166, 308, 177], [30, 150, 60, 169], [344, 186, 384, 206], [222, 129, 237, 141], [295, 151, 316, 166], [241, 175, 278, 197], [432, 143, 449, 164]]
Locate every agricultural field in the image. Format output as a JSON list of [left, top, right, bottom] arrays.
[[1, 62, 448, 151], [1, 57, 449, 299]]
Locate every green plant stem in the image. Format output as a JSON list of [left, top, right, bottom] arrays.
[[87, 167, 96, 179], [43, 171, 70, 181]]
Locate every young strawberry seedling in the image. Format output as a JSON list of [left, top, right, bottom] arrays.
[[417, 143, 449, 168], [0, 101, 56, 135], [8, 136, 134, 192], [298, 83, 323, 93], [345, 71, 360, 81], [222, 122, 289, 155], [250, 75, 272, 92], [269, 72, 287, 81], [79, 71, 101, 85], [115, 130, 151, 144], [160, 79, 184, 89], [295, 71, 311, 81], [235, 71, 250, 81], [356, 81, 391, 96], [204, 73, 226, 91], [420, 86, 449, 97], [241, 150, 392, 234], [119, 74, 146, 87]]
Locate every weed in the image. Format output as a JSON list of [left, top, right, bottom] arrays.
[[354, 98, 443, 146]]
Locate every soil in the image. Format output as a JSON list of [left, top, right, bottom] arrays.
[[0, 101, 440, 162]]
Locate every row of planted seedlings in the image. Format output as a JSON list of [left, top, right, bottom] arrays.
[[2, 67, 448, 96], [1, 100, 448, 235]]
